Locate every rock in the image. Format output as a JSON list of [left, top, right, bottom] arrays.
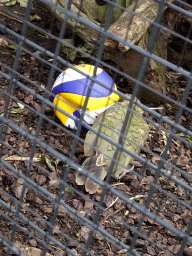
[[36, 174, 46, 186], [167, 245, 181, 254]]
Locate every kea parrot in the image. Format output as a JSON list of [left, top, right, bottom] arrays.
[[76, 98, 149, 194]]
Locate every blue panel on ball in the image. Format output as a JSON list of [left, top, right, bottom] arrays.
[[73, 110, 87, 131], [51, 70, 115, 103]]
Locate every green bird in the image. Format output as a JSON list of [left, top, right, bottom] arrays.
[[76, 98, 149, 194]]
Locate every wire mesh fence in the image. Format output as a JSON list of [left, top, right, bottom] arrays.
[[0, 0, 192, 255]]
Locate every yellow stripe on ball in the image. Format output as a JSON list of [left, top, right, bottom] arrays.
[[57, 91, 119, 111], [53, 97, 77, 127]]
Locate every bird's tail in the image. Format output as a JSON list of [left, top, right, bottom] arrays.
[[76, 156, 108, 194]]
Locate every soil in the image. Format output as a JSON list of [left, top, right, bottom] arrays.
[[0, 1, 192, 256]]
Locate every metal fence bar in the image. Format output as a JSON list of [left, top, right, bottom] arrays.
[[127, 0, 167, 251], [1, 126, 192, 215], [0, 0, 192, 255], [1, 3, 192, 78], [0, 82, 192, 193], [0, 137, 191, 244]]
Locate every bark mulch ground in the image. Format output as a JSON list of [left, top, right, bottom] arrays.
[[0, 2, 192, 255]]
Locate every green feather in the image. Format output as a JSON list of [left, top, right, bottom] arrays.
[[76, 97, 149, 194]]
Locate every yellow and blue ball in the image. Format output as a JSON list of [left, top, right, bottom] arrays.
[[51, 64, 120, 130]]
